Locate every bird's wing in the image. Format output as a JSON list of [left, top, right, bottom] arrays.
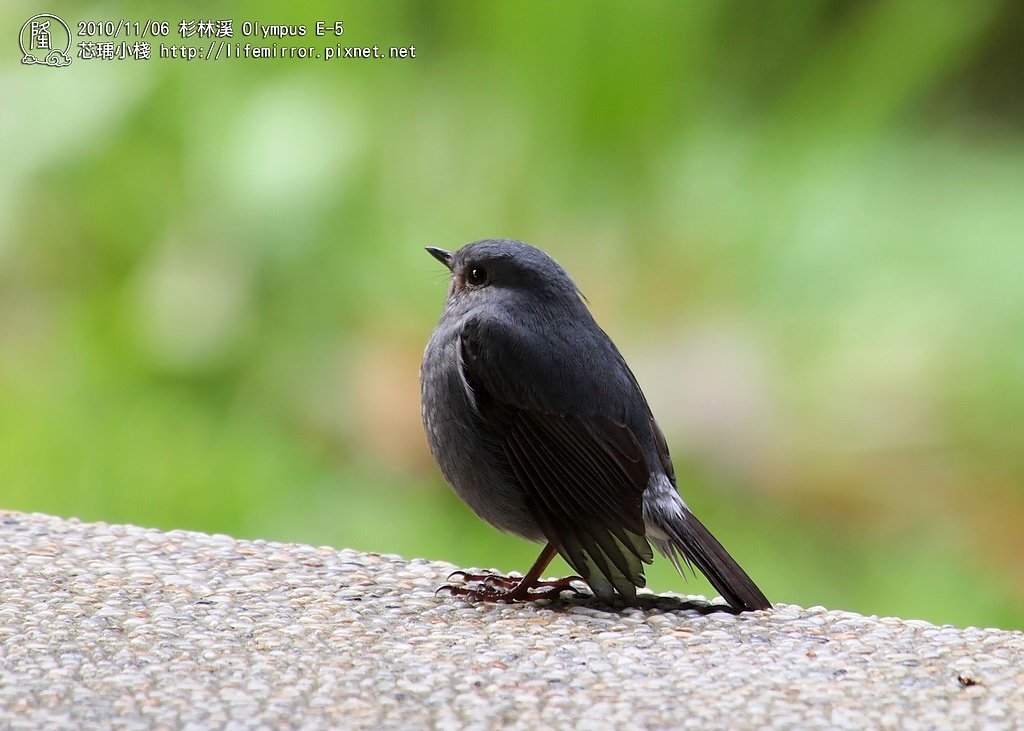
[[458, 317, 654, 600]]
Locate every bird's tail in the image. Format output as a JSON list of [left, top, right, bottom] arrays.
[[645, 496, 771, 612]]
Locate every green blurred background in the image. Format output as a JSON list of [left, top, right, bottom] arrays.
[[2, 1, 1022, 629]]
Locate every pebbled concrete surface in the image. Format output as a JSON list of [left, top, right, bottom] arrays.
[[0, 511, 1021, 729]]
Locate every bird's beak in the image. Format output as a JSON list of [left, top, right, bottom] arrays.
[[425, 247, 453, 271]]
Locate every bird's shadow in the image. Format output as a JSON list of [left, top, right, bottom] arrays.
[[435, 579, 743, 617], [541, 591, 744, 617], [433, 570, 748, 617]]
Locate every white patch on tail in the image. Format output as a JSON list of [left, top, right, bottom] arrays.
[[642, 473, 695, 576]]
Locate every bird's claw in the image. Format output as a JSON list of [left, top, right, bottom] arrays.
[[436, 572, 587, 603]]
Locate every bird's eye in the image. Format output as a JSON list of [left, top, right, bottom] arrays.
[[466, 267, 488, 287]]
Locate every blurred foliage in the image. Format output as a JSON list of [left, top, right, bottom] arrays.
[[2, 1, 1023, 628]]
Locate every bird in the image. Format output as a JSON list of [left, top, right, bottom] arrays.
[[420, 238, 770, 612]]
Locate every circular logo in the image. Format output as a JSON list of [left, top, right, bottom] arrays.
[[19, 13, 73, 68]]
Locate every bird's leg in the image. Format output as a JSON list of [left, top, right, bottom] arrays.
[[438, 543, 586, 602]]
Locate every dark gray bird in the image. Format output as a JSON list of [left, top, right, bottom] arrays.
[[421, 239, 770, 611]]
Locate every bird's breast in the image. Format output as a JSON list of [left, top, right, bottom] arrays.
[[420, 321, 543, 541]]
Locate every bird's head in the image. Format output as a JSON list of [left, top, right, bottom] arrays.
[[426, 239, 584, 313]]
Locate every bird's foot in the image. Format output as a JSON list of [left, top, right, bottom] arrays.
[[437, 570, 586, 603]]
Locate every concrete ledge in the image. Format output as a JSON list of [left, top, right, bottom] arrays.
[[0, 511, 1020, 728]]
